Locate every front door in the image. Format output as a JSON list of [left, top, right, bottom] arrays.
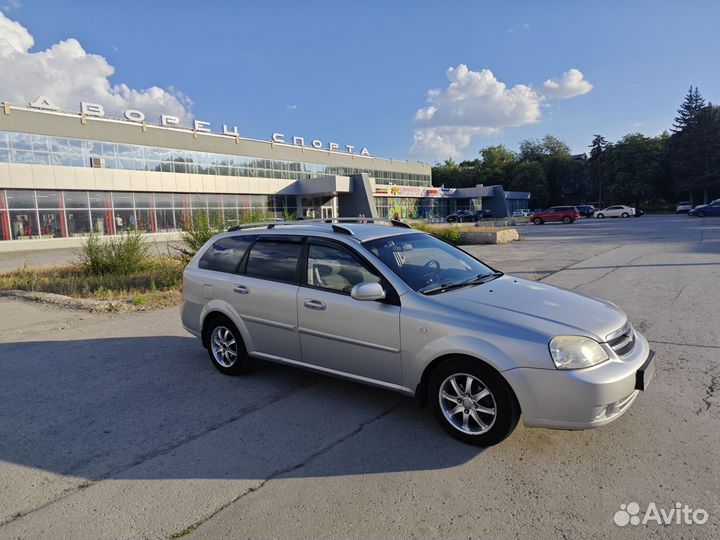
[[297, 240, 401, 385]]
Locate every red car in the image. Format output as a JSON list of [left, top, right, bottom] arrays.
[[532, 206, 581, 225]]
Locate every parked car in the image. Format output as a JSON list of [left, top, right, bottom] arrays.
[[446, 210, 477, 223], [676, 201, 693, 213], [182, 219, 654, 446], [594, 205, 636, 218], [447, 209, 492, 222], [532, 206, 581, 225], [689, 200, 720, 217], [633, 208, 645, 217], [576, 205, 597, 218], [511, 209, 532, 218]]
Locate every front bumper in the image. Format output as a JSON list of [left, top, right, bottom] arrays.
[[503, 331, 654, 430]]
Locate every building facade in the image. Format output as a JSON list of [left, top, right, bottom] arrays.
[[0, 101, 528, 244]]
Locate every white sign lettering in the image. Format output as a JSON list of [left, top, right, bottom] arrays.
[[223, 124, 239, 136], [81, 101, 104, 117], [193, 120, 211, 133], [161, 114, 180, 127], [24, 96, 371, 156], [124, 109, 145, 123], [29, 96, 59, 111]]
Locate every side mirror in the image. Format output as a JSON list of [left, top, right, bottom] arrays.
[[350, 282, 386, 301]]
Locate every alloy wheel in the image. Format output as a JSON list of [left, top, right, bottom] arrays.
[[439, 373, 497, 435], [210, 326, 238, 368]]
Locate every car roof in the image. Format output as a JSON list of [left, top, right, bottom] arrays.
[[220, 219, 419, 243]]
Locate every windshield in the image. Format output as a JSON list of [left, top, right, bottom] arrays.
[[364, 232, 498, 294]]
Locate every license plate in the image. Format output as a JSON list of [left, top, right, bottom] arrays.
[[635, 351, 656, 391]]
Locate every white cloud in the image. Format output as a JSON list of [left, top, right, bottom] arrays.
[[1, 0, 22, 14], [286, 104, 297, 110], [0, 12, 193, 124], [542, 68, 593, 99], [411, 64, 593, 160]]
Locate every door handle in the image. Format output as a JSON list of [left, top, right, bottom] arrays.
[[233, 285, 249, 294], [303, 299, 326, 311]]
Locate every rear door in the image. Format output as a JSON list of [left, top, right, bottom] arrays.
[[297, 238, 402, 385], [232, 235, 303, 361]]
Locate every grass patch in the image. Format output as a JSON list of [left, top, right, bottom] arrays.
[[0, 257, 183, 304], [411, 223, 462, 245]]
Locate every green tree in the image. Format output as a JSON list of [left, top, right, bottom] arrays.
[[478, 145, 516, 186], [588, 134, 610, 205], [670, 105, 720, 203], [672, 86, 705, 133], [605, 134, 666, 206], [509, 161, 549, 208]]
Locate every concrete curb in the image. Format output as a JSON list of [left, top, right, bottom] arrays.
[[460, 228, 520, 245], [0, 289, 131, 312]]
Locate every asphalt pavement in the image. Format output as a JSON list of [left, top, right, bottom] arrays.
[[0, 215, 718, 539]]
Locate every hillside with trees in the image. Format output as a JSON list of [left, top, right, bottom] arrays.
[[431, 87, 720, 209]]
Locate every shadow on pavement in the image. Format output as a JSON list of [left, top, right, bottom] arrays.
[[0, 336, 482, 482]]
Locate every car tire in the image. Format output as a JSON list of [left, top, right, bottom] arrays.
[[533, 217, 543, 225], [429, 358, 520, 446], [205, 315, 251, 375], [562, 216, 572, 224], [621, 212, 629, 218], [596, 213, 604, 219]]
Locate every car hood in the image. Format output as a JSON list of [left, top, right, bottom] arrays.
[[430, 276, 626, 341]]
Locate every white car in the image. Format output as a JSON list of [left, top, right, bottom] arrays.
[[511, 209, 532, 217], [595, 205, 636, 218], [676, 201, 693, 213]]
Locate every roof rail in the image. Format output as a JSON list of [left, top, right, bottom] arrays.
[[226, 217, 414, 233]]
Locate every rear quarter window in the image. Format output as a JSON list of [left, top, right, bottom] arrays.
[[198, 235, 254, 273], [245, 239, 302, 283]]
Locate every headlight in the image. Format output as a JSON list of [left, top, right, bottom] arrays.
[[549, 336, 609, 369]]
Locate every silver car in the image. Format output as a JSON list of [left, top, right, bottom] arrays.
[[181, 219, 655, 446]]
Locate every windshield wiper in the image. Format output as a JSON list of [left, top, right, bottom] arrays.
[[420, 271, 503, 295]]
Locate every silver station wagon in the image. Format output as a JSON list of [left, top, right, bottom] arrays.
[[182, 219, 655, 446]]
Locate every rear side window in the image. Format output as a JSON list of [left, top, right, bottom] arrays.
[[198, 236, 253, 273], [246, 240, 302, 283]]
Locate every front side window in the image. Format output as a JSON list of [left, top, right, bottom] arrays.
[[365, 233, 496, 294], [307, 243, 380, 294], [199, 235, 254, 273], [245, 239, 301, 283]]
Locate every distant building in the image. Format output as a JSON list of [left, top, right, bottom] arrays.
[[0, 99, 530, 247]]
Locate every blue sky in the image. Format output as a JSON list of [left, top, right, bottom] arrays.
[[2, 0, 720, 163]]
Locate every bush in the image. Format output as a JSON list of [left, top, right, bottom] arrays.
[[172, 209, 273, 263], [412, 222, 462, 245], [77, 232, 150, 275], [173, 212, 225, 264], [0, 257, 183, 299]]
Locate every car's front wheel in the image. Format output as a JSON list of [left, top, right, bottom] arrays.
[[596, 213, 605, 218], [429, 358, 520, 446], [205, 316, 251, 375], [533, 217, 543, 225]]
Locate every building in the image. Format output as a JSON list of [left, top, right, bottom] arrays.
[[0, 98, 528, 245]]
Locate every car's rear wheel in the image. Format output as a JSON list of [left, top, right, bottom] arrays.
[[562, 216, 572, 224], [596, 213, 605, 218], [621, 212, 629, 218], [205, 316, 251, 375], [533, 217, 543, 225], [429, 358, 520, 446]]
